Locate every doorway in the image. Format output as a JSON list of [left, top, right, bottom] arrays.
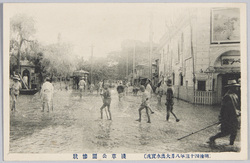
[[22, 69, 30, 89]]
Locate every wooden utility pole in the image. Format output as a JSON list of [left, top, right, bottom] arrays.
[[132, 41, 136, 85], [149, 13, 153, 80], [90, 44, 94, 84], [190, 13, 196, 103], [126, 50, 128, 79]]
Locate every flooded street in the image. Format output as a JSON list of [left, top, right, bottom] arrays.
[[10, 85, 241, 153], [5, 3, 246, 161]]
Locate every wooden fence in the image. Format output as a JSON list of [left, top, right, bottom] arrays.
[[194, 91, 217, 105]]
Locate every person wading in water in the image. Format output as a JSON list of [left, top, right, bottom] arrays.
[[165, 79, 180, 122], [207, 79, 240, 146], [136, 85, 153, 123], [100, 84, 112, 120]]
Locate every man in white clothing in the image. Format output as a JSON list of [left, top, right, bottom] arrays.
[[11, 75, 22, 111], [40, 77, 54, 112], [79, 77, 86, 99], [23, 73, 29, 88], [145, 79, 153, 97]]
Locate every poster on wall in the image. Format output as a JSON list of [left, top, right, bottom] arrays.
[[211, 8, 240, 43]]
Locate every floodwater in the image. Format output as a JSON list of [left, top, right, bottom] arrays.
[[9, 84, 241, 153]]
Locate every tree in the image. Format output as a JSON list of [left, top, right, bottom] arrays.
[[74, 56, 120, 84], [10, 14, 36, 74], [42, 41, 75, 80], [10, 15, 78, 83]]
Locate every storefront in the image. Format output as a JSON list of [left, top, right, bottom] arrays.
[[213, 50, 241, 103]]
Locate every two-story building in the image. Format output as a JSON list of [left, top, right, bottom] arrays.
[[156, 7, 241, 105]]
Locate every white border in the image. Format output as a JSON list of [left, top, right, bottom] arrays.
[[1, 2, 249, 161]]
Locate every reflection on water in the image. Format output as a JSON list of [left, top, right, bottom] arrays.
[[10, 92, 76, 141], [10, 88, 240, 153], [138, 123, 151, 146], [96, 121, 112, 147]]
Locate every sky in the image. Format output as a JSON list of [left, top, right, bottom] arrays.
[[5, 3, 225, 59], [6, 3, 184, 59]]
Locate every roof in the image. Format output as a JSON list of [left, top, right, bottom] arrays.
[[73, 69, 89, 76], [20, 59, 35, 67], [135, 64, 149, 69]]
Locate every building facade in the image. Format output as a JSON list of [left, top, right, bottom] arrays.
[[156, 7, 241, 105]]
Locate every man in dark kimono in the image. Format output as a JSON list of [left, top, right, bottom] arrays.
[[117, 82, 125, 101], [207, 79, 240, 146], [165, 79, 180, 122]]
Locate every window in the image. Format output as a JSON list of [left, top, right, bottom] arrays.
[[212, 79, 215, 91], [197, 81, 206, 91], [172, 73, 175, 85], [181, 33, 184, 54], [180, 73, 183, 86]]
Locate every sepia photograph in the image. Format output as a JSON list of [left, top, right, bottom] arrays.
[[2, 2, 248, 161]]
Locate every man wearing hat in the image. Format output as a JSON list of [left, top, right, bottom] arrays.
[[207, 79, 240, 146], [40, 77, 54, 112], [10, 75, 22, 111], [165, 79, 180, 122]]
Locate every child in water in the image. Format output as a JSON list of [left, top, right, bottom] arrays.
[[100, 84, 112, 120], [136, 85, 153, 123]]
